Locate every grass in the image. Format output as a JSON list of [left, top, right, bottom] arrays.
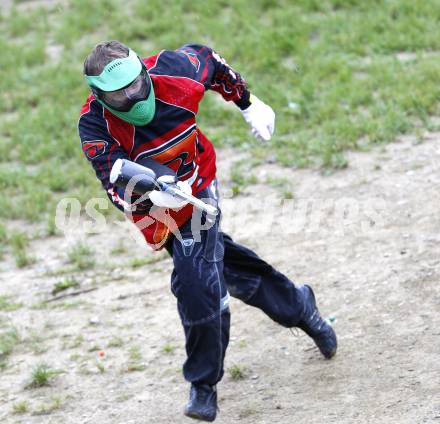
[[162, 343, 176, 354], [1, 0, 440, 230], [67, 243, 95, 270], [0, 223, 6, 259], [125, 347, 146, 372], [33, 396, 62, 415], [25, 363, 64, 389], [107, 336, 124, 348], [12, 400, 29, 414], [52, 276, 80, 295], [0, 295, 23, 311], [9, 231, 35, 268], [128, 253, 167, 268], [111, 240, 127, 255], [128, 346, 142, 361], [228, 364, 248, 381], [126, 363, 147, 372], [87, 344, 102, 352], [0, 328, 20, 369], [71, 334, 84, 348], [230, 162, 259, 196], [26, 331, 48, 355], [96, 359, 105, 373]]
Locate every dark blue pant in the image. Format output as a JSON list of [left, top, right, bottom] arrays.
[[166, 184, 305, 385]]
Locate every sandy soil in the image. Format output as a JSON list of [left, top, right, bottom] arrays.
[[0, 134, 439, 424]]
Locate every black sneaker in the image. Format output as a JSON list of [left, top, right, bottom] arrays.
[[297, 285, 337, 359], [184, 384, 218, 422]]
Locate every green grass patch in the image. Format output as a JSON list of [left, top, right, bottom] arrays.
[[9, 231, 36, 268], [1, 0, 440, 228], [25, 363, 64, 389], [67, 243, 95, 270], [111, 240, 127, 255], [0, 295, 23, 311], [128, 346, 142, 361], [33, 396, 62, 415], [0, 328, 20, 369], [161, 343, 176, 354], [12, 400, 29, 414], [26, 332, 48, 355], [52, 276, 80, 295], [228, 364, 248, 381], [128, 253, 167, 268], [230, 162, 258, 196], [107, 336, 124, 348]]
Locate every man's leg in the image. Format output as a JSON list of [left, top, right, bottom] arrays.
[[222, 233, 337, 358], [169, 224, 229, 385], [166, 205, 229, 421]]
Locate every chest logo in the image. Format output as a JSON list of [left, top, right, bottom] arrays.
[[151, 129, 198, 178]]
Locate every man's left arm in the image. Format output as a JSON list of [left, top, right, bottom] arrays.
[[176, 44, 275, 141]]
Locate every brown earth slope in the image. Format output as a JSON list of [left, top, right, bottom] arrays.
[[0, 135, 439, 424]]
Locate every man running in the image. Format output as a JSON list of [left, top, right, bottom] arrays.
[[78, 40, 337, 422]]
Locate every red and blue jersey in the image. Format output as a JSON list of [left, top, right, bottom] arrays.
[[78, 44, 248, 248]]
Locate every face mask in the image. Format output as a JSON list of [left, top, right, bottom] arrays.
[[85, 49, 156, 126]]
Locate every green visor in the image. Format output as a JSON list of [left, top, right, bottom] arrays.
[[84, 49, 156, 126], [85, 49, 142, 91]]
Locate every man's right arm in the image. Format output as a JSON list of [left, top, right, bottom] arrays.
[[78, 100, 181, 213], [78, 100, 132, 212]]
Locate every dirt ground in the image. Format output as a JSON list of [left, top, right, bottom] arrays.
[[0, 134, 439, 424]]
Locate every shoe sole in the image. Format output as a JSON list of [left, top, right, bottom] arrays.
[[184, 410, 216, 422]]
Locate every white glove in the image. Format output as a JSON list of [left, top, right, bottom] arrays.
[[148, 175, 192, 209], [240, 94, 275, 141]]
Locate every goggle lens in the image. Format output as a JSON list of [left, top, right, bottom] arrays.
[[95, 60, 150, 112]]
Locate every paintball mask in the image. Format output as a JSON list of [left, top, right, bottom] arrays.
[[85, 49, 155, 126]]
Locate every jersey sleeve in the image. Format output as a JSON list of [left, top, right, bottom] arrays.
[[78, 100, 131, 212], [78, 100, 178, 214], [176, 44, 250, 106]]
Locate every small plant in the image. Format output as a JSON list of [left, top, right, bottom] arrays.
[[27, 332, 48, 355], [46, 214, 58, 236], [26, 363, 63, 389], [96, 360, 105, 373], [107, 337, 124, 348], [124, 346, 146, 372], [230, 162, 258, 196], [52, 276, 80, 295], [0, 295, 23, 311], [67, 243, 95, 270], [12, 400, 29, 414], [9, 231, 27, 250], [129, 346, 142, 361], [0, 328, 20, 369], [228, 364, 248, 381], [129, 253, 167, 268], [282, 190, 294, 200], [88, 344, 101, 352], [59, 300, 87, 309], [111, 240, 127, 255], [9, 231, 35, 268], [70, 334, 84, 348], [238, 340, 247, 349], [15, 250, 36, 268], [126, 363, 146, 372], [33, 396, 62, 415], [0, 223, 7, 243], [266, 176, 290, 188], [30, 301, 49, 310], [162, 343, 176, 354]]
